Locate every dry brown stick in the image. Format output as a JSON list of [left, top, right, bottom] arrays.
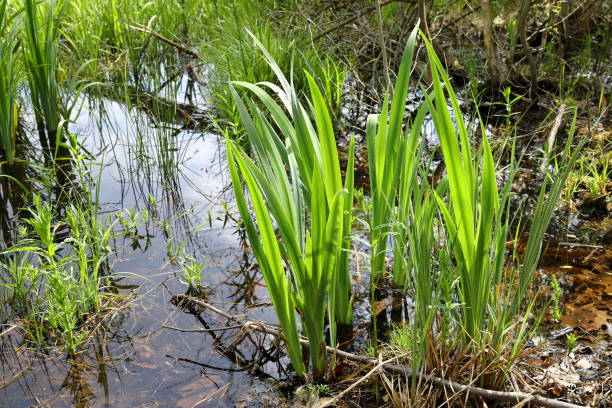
[[311, 0, 416, 43], [481, 0, 499, 81], [122, 23, 200, 59], [375, 0, 391, 87], [540, 103, 567, 173], [163, 324, 244, 333], [175, 295, 586, 408], [517, 0, 538, 92]]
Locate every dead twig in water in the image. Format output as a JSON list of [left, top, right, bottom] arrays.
[[173, 294, 587, 408], [163, 324, 244, 333], [191, 383, 231, 408]]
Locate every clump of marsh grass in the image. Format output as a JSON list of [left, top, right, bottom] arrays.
[[0, 194, 121, 353], [23, 0, 64, 157], [0, 0, 19, 163], [382, 33, 585, 392], [227, 27, 584, 390], [226, 33, 355, 380]]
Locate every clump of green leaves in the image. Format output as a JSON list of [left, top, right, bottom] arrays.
[[294, 383, 333, 405], [1, 195, 121, 353], [177, 253, 206, 290], [228, 28, 584, 386], [226, 32, 355, 380], [566, 333, 579, 354]]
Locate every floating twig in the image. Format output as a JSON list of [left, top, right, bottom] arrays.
[[163, 324, 244, 333]]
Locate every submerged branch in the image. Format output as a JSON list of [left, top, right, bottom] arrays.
[[173, 295, 587, 408]]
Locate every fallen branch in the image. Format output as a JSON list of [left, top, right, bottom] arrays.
[[163, 324, 244, 333], [311, 0, 416, 43], [122, 23, 200, 59], [319, 353, 407, 408], [173, 295, 586, 408]]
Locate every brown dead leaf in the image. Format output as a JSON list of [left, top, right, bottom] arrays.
[[542, 248, 612, 332], [372, 299, 388, 316], [549, 384, 565, 397], [560, 267, 612, 331]]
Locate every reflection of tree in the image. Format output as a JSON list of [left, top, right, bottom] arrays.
[[171, 293, 289, 379], [222, 226, 263, 311], [87, 96, 198, 246], [226, 257, 260, 310], [62, 354, 95, 408], [0, 160, 29, 248]]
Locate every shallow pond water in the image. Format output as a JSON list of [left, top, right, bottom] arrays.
[[0, 84, 289, 407]]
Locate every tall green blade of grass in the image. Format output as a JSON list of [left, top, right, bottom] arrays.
[[23, 0, 63, 155], [0, 0, 18, 162], [392, 103, 429, 288], [367, 24, 419, 294], [226, 141, 306, 377], [225, 38, 352, 378], [233, 31, 355, 331], [335, 135, 355, 327]]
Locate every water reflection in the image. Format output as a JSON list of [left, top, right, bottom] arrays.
[[0, 64, 284, 407]]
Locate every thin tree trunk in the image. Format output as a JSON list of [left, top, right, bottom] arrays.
[[481, 0, 499, 82], [517, 0, 538, 92], [376, 0, 391, 87]]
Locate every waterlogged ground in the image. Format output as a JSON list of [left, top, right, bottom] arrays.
[[0, 70, 610, 407], [0, 81, 291, 407]]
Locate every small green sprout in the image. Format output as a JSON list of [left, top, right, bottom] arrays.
[[566, 333, 579, 354]]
